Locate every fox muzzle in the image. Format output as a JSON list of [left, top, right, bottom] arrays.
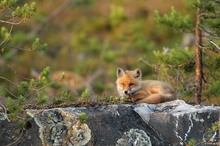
[[123, 90, 133, 95]]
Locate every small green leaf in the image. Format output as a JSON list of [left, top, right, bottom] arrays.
[[32, 38, 48, 52]]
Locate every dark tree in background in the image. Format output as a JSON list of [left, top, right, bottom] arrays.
[[154, 0, 220, 104], [195, 3, 203, 104]]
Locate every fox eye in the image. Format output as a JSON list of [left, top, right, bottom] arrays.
[[120, 83, 125, 86]]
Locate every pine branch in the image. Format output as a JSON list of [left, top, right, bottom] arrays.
[[199, 27, 220, 39], [0, 76, 18, 87], [4, 86, 18, 99], [0, 19, 25, 25], [197, 44, 211, 49], [208, 39, 220, 50], [2, 44, 33, 52], [208, 0, 220, 4], [138, 57, 155, 68], [0, 23, 13, 46], [200, 13, 218, 19]]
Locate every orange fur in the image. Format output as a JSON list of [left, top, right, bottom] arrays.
[[116, 68, 176, 104]]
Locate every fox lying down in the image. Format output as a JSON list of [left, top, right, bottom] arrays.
[[116, 68, 176, 104]]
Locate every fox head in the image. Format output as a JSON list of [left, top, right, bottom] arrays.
[[116, 68, 142, 96]]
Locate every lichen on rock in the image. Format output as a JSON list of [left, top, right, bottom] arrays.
[[27, 108, 91, 146], [116, 129, 152, 146]]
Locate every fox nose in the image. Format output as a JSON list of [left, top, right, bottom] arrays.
[[124, 90, 128, 95]]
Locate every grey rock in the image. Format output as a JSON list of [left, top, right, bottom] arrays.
[[0, 100, 219, 146]]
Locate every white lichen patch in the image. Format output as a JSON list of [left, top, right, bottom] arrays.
[[66, 122, 91, 146], [116, 129, 152, 146], [192, 113, 204, 122], [0, 112, 7, 121], [28, 109, 91, 146]]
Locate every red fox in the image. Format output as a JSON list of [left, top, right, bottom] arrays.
[[116, 68, 176, 104]]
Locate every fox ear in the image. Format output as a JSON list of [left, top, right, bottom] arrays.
[[133, 68, 142, 78], [117, 68, 125, 77]]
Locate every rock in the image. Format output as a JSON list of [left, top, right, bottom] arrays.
[[134, 100, 220, 145], [0, 100, 219, 145]]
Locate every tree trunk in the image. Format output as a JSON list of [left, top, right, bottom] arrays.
[[195, 5, 203, 104]]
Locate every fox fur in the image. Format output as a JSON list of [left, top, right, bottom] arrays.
[[116, 68, 176, 104]]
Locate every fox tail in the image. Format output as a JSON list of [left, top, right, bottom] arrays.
[[136, 93, 176, 104]]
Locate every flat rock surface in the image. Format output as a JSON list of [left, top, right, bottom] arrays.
[[0, 100, 219, 146]]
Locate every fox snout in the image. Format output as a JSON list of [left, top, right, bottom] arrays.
[[124, 90, 129, 95], [123, 90, 133, 95]]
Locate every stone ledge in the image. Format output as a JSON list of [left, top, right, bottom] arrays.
[[0, 100, 219, 146]]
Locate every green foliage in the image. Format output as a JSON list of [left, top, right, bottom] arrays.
[[0, 0, 18, 8], [153, 48, 193, 68], [18, 81, 29, 96], [109, 5, 126, 27], [187, 138, 196, 146], [103, 95, 121, 103], [0, 0, 47, 51], [60, 89, 71, 99], [205, 81, 220, 97], [18, 119, 26, 128], [204, 1, 215, 12], [18, 95, 25, 105], [152, 48, 195, 95], [52, 89, 76, 104], [199, 0, 220, 36], [0, 27, 11, 42], [12, 2, 36, 19], [36, 91, 48, 105], [32, 38, 48, 52], [39, 66, 50, 79], [153, 1, 220, 103], [6, 96, 26, 122], [37, 66, 50, 86], [6, 97, 19, 112], [80, 88, 90, 101], [155, 7, 193, 32], [209, 121, 218, 132], [79, 112, 87, 124]]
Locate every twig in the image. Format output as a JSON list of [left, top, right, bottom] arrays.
[[0, 19, 25, 25], [199, 27, 220, 39], [208, 39, 220, 50], [4, 87, 18, 99], [0, 76, 18, 86], [197, 44, 210, 49], [0, 23, 13, 46], [209, 0, 220, 4], [27, 73, 64, 99], [0, 99, 10, 122], [138, 57, 155, 68], [6, 64, 31, 81], [197, 44, 220, 53], [6, 129, 24, 146], [37, 74, 64, 92], [3, 43, 42, 52]]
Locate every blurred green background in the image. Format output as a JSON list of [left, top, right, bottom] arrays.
[[1, 0, 195, 101]]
